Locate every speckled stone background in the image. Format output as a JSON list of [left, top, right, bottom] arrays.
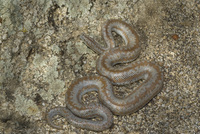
[[0, 0, 199, 134]]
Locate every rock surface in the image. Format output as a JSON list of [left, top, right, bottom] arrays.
[[0, 0, 199, 133]]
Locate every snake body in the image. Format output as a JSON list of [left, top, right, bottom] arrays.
[[46, 19, 163, 131]]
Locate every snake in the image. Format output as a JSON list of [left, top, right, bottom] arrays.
[[46, 19, 163, 131]]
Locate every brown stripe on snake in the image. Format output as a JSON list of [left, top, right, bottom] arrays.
[[46, 19, 163, 131]]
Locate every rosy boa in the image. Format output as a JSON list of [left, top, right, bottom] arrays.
[[46, 19, 163, 131]]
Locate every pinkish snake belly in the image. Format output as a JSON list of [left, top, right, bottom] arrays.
[[46, 19, 163, 131]]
